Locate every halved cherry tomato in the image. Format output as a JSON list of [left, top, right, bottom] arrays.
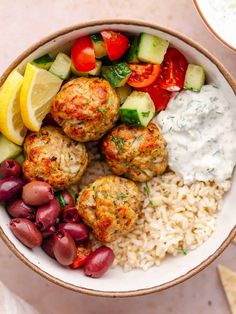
[[158, 48, 188, 91], [70, 242, 92, 269], [138, 81, 172, 111], [127, 64, 161, 88], [71, 36, 96, 72], [101, 31, 129, 61]]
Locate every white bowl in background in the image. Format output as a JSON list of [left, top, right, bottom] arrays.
[[194, 0, 236, 51], [0, 19, 236, 297]]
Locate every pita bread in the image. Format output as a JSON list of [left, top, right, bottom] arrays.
[[218, 264, 236, 314]]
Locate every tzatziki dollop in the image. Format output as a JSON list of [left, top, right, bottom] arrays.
[[154, 85, 236, 184]]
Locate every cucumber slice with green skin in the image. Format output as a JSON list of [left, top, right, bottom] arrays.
[[49, 53, 71, 80], [0, 134, 22, 163], [184, 64, 205, 92], [102, 62, 132, 88], [137, 33, 169, 64], [31, 54, 54, 70], [124, 36, 139, 63], [116, 84, 132, 104], [71, 60, 102, 76], [120, 91, 155, 127], [91, 34, 107, 59], [15, 153, 25, 166]]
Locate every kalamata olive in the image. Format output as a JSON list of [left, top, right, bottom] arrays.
[[53, 230, 77, 266], [61, 191, 74, 209], [22, 181, 54, 206], [59, 222, 89, 244], [0, 177, 25, 202], [62, 207, 80, 223], [83, 246, 115, 278], [41, 225, 56, 238], [41, 237, 55, 258], [9, 218, 42, 248], [0, 160, 21, 179], [36, 199, 61, 231], [6, 198, 35, 220]]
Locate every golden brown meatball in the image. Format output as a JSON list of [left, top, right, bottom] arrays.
[[23, 126, 88, 190], [102, 123, 168, 182], [51, 77, 120, 142], [77, 175, 142, 242]]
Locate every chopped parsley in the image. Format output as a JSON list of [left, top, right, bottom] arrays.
[[117, 192, 127, 199], [96, 107, 107, 118], [111, 135, 125, 155], [178, 246, 188, 255], [102, 191, 109, 198], [144, 182, 151, 195]]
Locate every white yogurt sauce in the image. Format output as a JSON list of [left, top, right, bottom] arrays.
[[209, 0, 236, 26], [155, 85, 236, 184]]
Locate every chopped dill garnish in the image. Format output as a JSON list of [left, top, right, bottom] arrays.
[[144, 182, 151, 195]]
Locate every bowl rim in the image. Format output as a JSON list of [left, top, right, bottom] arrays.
[[193, 0, 236, 52], [0, 18, 236, 298]]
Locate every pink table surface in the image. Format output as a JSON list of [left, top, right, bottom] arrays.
[[0, 0, 235, 313]]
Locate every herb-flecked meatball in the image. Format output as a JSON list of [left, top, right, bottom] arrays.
[[51, 77, 120, 142], [76, 175, 142, 242], [23, 126, 88, 190], [102, 123, 168, 182]]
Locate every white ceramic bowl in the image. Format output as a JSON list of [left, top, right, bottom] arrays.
[[0, 19, 236, 297], [194, 0, 236, 51]]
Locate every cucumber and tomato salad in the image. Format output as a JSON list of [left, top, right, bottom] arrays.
[[31, 30, 206, 128]]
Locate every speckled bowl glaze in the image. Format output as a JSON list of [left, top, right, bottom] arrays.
[[0, 19, 236, 297], [194, 0, 236, 51]]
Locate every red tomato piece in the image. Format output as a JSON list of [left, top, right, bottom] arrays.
[[101, 30, 129, 61], [127, 64, 161, 88], [71, 36, 96, 72], [70, 242, 92, 269], [138, 81, 172, 111], [158, 48, 188, 91]]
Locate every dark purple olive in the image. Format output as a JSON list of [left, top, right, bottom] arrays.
[[61, 191, 74, 209], [36, 199, 61, 231], [62, 207, 80, 223], [6, 198, 35, 220], [59, 222, 89, 244], [41, 237, 55, 258], [41, 225, 56, 238], [9, 218, 42, 248], [22, 181, 54, 206], [53, 230, 77, 266], [0, 177, 25, 202], [0, 159, 21, 179], [83, 246, 115, 278]]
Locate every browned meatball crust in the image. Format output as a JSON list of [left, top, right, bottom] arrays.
[[102, 123, 168, 182], [77, 175, 142, 242], [51, 77, 120, 142], [23, 126, 88, 190]]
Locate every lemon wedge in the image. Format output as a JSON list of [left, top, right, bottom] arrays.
[[0, 70, 27, 145], [20, 63, 62, 131]]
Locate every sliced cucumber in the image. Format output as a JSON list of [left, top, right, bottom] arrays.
[[91, 34, 107, 59], [71, 60, 102, 77], [120, 91, 155, 127], [31, 54, 54, 70], [102, 62, 132, 88], [137, 33, 169, 64], [0, 134, 22, 163], [15, 153, 25, 166], [49, 53, 71, 80], [116, 84, 132, 104], [124, 36, 139, 63], [184, 64, 205, 92]]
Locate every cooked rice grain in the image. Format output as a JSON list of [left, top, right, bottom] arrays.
[[106, 172, 230, 272]]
